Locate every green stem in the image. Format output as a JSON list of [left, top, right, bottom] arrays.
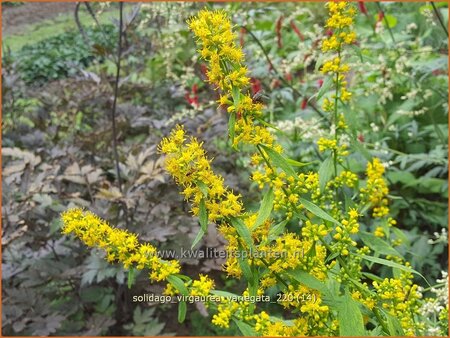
[[258, 257, 289, 288], [430, 2, 449, 37]]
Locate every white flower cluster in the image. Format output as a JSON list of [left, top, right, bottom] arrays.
[[275, 116, 326, 141], [418, 270, 449, 336], [428, 228, 448, 245], [397, 107, 429, 117], [421, 7, 437, 26]]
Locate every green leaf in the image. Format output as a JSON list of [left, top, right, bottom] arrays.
[[361, 272, 383, 283], [299, 197, 340, 225], [210, 290, 240, 298], [197, 180, 208, 196], [350, 139, 372, 161], [233, 318, 257, 336], [268, 219, 288, 242], [383, 309, 405, 335], [167, 275, 189, 296], [288, 269, 329, 295], [259, 145, 296, 177], [318, 156, 333, 192], [127, 268, 136, 289], [199, 198, 208, 232], [237, 249, 253, 282], [178, 301, 187, 323], [309, 76, 334, 102], [358, 255, 431, 287], [390, 227, 410, 245], [228, 112, 236, 145], [253, 188, 274, 230], [325, 251, 340, 263], [191, 227, 205, 249], [359, 231, 402, 257], [374, 14, 397, 28], [231, 86, 241, 105], [286, 158, 316, 167], [337, 292, 365, 336], [230, 217, 254, 250]]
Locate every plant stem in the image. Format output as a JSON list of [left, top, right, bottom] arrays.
[[333, 51, 340, 178], [430, 2, 449, 37], [111, 2, 124, 193], [375, 2, 397, 45], [259, 257, 289, 288]]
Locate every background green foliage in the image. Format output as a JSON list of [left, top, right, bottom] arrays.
[[2, 2, 447, 336]]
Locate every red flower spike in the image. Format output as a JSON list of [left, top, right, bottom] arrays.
[[301, 98, 308, 110], [240, 27, 246, 47], [276, 16, 284, 49], [317, 79, 324, 88], [358, 2, 368, 15], [250, 78, 262, 96], [290, 20, 305, 41], [358, 134, 365, 143]]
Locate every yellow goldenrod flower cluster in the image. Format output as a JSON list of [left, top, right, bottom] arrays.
[[332, 208, 359, 256], [301, 220, 329, 242], [329, 170, 358, 188], [190, 274, 215, 297], [317, 137, 349, 158], [373, 271, 422, 335], [360, 158, 390, 217], [252, 168, 320, 218], [61, 208, 180, 282], [324, 2, 356, 30], [320, 2, 355, 174], [159, 125, 243, 222], [188, 10, 246, 91], [188, 9, 275, 151]]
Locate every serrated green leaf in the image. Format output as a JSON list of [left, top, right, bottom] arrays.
[[253, 188, 274, 230], [337, 292, 365, 336], [178, 301, 187, 323], [260, 145, 296, 177], [299, 197, 340, 225], [167, 275, 189, 296]]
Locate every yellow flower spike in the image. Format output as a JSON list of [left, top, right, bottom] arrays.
[[61, 208, 180, 282], [360, 158, 390, 217], [159, 125, 243, 222]]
